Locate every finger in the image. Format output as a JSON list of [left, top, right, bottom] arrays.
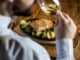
[[57, 10, 66, 20], [65, 14, 73, 22], [63, 13, 69, 19], [54, 15, 59, 26], [57, 10, 69, 23], [55, 13, 61, 26], [65, 14, 77, 30], [56, 12, 66, 26], [65, 14, 75, 24]]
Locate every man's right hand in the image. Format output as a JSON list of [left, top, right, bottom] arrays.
[[54, 10, 77, 39]]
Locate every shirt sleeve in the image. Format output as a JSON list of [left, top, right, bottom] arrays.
[[0, 16, 12, 36], [0, 16, 11, 28], [0, 27, 12, 37], [56, 38, 75, 60], [12, 32, 51, 60]]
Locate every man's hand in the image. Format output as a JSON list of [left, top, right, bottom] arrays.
[[54, 10, 77, 39]]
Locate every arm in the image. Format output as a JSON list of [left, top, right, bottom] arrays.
[[0, 16, 12, 60], [56, 38, 75, 60], [11, 32, 51, 60], [54, 10, 77, 60]]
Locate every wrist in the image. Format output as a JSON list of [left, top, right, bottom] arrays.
[[56, 38, 74, 58]]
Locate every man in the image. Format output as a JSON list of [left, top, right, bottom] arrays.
[[0, 0, 50, 60], [0, 0, 77, 60]]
